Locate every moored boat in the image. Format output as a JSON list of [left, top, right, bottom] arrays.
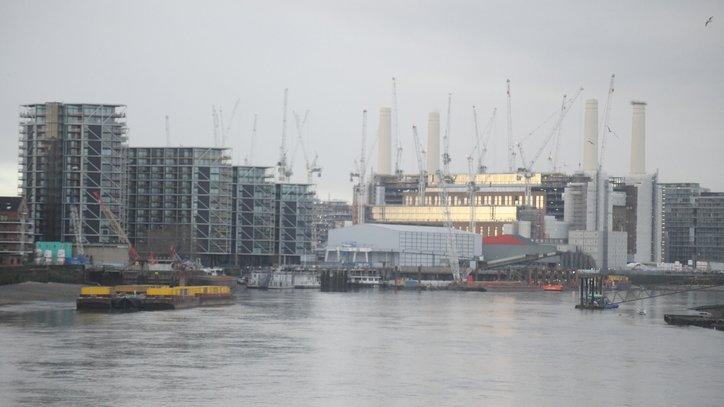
[[543, 283, 565, 292]]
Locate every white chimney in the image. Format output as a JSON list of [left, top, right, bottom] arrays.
[[630, 101, 647, 176], [377, 107, 392, 175], [426, 112, 440, 175], [582, 99, 598, 172]]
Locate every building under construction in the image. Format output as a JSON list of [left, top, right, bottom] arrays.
[[231, 166, 315, 266], [126, 147, 233, 265], [18, 103, 128, 245]]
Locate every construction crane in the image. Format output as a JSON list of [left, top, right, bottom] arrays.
[[69, 205, 84, 257], [91, 191, 139, 263], [392, 77, 403, 179], [219, 98, 240, 147], [349, 110, 368, 224], [514, 87, 583, 205], [211, 106, 221, 147], [471, 106, 497, 174], [466, 154, 476, 234], [436, 169, 462, 282], [277, 89, 292, 182], [599, 74, 616, 170], [165, 115, 170, 146], [293, 110, 322, 183], [506, 79, 516, 172], [411, 125, 426, 204], [596, 74, 616, 271], [244, 113, 257, 165], [442, 93, 453, 175]]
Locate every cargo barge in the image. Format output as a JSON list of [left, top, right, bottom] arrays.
[[76, 285, 233, 312]]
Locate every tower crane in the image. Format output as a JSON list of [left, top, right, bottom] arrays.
[[165, 115, 170, 147], [471, 107, 497, 174], [506, 79, 516, 172], [436, 169, 463, 282], [349, 110, 368, 224], [293, 110, 322, 183], [219, 98, 240, 147], [596, 74, 616, 271], [411, 125, 426, 204], [69, 205, 85, 257], [515, 87, 584, 206], [212, 106, 221, 147], [244, 113, 257, 165], [392, 77, 404, 179], [442, 93, 452, 175], [277, 89, 292, 182], [91, 191, 139, 263]]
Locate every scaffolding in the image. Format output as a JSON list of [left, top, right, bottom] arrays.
[[233, 166, 276, 265], [18, 103, 128, 246], [127, 147, 232, 265], [277, 183, 315, 264]]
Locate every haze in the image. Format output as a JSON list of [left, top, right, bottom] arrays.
[[1, 0, 722, 200]]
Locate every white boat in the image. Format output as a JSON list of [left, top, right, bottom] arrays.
[[293, 272, 320, 289], [348, 274, 382, 287]]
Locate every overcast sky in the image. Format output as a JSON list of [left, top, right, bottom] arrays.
[[1, 0, 722, 200]]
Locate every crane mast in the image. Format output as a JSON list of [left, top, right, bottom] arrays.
[[277, 89, 292, 182], [411, 125, 426, 204], [506, 79, 515, 172], [350, 110, 368, 224], [245, 113, 257, 165], [599, 74, 616, 170], [91, 191, 138, 262], [392, 77, 403, 179], [436, 169, 462, 282], [69, 205, 84, 257], [442, 93, 452, 175]]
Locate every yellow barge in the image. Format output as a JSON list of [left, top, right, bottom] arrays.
[[76, 285, 233, 312]]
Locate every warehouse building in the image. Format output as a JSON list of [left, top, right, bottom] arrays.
[[325, 223, 482, 267]]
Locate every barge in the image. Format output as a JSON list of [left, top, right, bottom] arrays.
[[76, 285, 233, 312]]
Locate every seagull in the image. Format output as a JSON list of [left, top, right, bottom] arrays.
[[705, 16, 713, 27]]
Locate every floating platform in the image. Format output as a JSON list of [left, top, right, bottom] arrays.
[[76, 285, 233, 312]]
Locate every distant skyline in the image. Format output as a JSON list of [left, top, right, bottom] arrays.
[[1, 0, 723, 200]]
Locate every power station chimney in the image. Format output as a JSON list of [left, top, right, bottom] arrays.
[[426, 111, 440, 175], [630, 101, 647, 176], [377, 107, 392, 175], [582, 99, 599, 172]]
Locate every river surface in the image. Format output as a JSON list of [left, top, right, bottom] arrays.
[[1, 289, 724, 406]]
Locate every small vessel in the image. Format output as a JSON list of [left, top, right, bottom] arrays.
[[293, 271, 321, 289], [349, 274, 382, 288], [543, 283, 565, 292]]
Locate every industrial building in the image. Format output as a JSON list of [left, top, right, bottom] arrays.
[[126, 147, 233, 265], [325, 223, 482, 267], [0, 197, 34, 265], [18, 102, 128, 245]]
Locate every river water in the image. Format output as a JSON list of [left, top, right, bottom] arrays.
[[1, 289, 723, 406]]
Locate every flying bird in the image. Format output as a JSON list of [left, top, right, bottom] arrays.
[[705, 16, 713, 26]]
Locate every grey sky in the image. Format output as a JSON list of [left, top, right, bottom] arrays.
[[1, 0, 722, 200]]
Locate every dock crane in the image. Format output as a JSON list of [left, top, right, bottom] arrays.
[[350, 110, 368, 224], [277, 89, 292, 182], [411, 125, 426, 205], [91, 191, 139, 263], [392, 77, 404, 179], [442, 93, 452, 175], [436, 169, 463, 282]]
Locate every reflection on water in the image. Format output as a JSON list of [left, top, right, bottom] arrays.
[[1, 290, 724, 406]]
